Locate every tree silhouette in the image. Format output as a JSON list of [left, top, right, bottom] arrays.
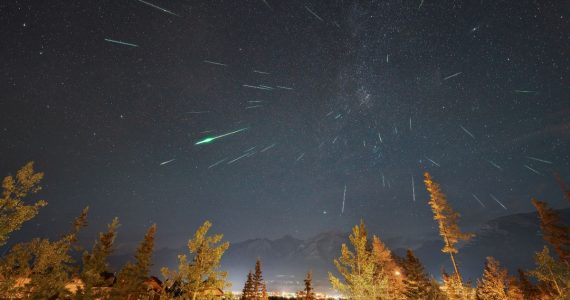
[[424, 172, 473, 289], [80, 217, 120, 299], [161, 220, 230, 300], [242, 271, 255, 300], [329, 220, 389, 299], [0, 207, 88, 299], [532, 198, 570, 267], [0, 162, 47, 247], [303, 271, 315, 300], [402, 249, 431, 299], [115, 223, 157, 297]]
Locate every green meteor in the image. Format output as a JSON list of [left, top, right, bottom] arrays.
[[194, 127, 249, 145]]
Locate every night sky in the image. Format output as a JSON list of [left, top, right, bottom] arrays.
[[1, 0, 568, 252]]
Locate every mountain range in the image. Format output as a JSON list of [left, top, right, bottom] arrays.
[[110, 208, 570, 294]]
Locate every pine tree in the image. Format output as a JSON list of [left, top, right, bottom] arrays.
[[161, 220, 230, 300], [328, 220, 389, 299], [517, 269, 540, 300], [505, 276, 525, 300], [0, 162, 47, 247], [253, 258, 265, 300], [402, 249, 431, 299], [80, 217, 120, 299], [426, 278, 447, 300], [528, 246, 570, 297], [424, 172, 474, 290], [531, 198, 570, 267], [371, 235, 405, 299], [242, 271, 255, 300], [0, 207, 88, 299], [303, 271, 315, 300], [476, 257, 508, 300], [115, 223, 157, 297], [261, 282, 268, 300], [441, 270, 465, 300]]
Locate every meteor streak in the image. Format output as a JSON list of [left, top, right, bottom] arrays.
[[195, 128, 248, 145], [159, 158, 175, 166], [526, 156, 553, 164], [104, 38, 139, 47], [136, 0, 179, 16]]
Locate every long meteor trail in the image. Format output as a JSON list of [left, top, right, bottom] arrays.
[[203, 60, 227, 67], [472, 194, 485, 208], [524, 164, 542, 176], [460, 125, 476, 139], [104, 38, 139, 47], [490, 194, 507, 210], [305, 6, 324, 21], [443, 72, 462, 80], [136, 0, 179, 16], [526, 156, 553, 164], [341, 185, 347, 215], [194, 127, 248, 145], [411, 176, 416, 202]]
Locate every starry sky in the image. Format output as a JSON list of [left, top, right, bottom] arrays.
[[1, 0, 569, 251]]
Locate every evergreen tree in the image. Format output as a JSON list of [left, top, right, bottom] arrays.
[[328, 220, 389, 300], [253, 258, 265, 300], [261, 282, 268, 300], [517, 269, 540, 300], [80, 217, 120, 299], [0, 162, 47, 247], [442, 271, 470, 300], [303, 271, 315, 300], [402, 249, 431, 299], [115, 223, 157, 297], [242, 271, 255, 300], [528, 246, 570, 297], [161, 220, 230, 300], [424, 172, 474, 290], [371, 236, 405, 299], [476, 257, 508, 300], [505, 276, 525, 300], [531, 198, 570, 267], [0, 207, 88, 299], [426, 278, 447, 300]]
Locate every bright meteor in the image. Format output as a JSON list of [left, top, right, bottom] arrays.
[[194, 127, 249, 145]]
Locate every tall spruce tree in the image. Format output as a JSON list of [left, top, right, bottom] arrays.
[[261, 282, 268, 300], [505, 276, 525, 300], [0, 162, 47, 247], [80, 217, 120, 299], [252, 258, 265, 300], [441, 270, 467, 300], [476, 257, 509, 300], [242, 271, 255, 300], [161, 220, 230, 300], [426, 278, 447, 300], [531, 198, 570, 267], [303, 271, 315, 300], [115, 223, 157, 297], [402, 249, 431, 299], [329, 220, 389, 299], [424, 172, 474, 290], [371, 236, 405, 299], [517, 269, 540, 300]]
